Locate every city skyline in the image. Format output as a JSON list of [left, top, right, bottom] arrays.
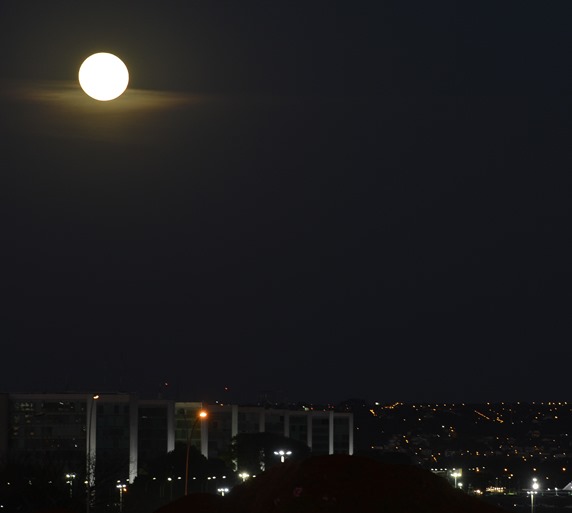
[[1, 1, 572, 406]]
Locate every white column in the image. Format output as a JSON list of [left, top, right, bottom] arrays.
[[232, 405, 238, 438], [0, 394, 7, 464], [166, 401, 175, 453], [348, 413, 354, 455], [307, 414, 313, 450], [129, 396, 138, 484], [86, 396, 97, 489], [200, 419, 208, 459], [329, 411, 334, 455]]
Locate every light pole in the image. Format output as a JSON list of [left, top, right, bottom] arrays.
[[274, 450, 292, 463], [66, 473, 76, 498], [167, 477, 173, 500], [185, 410, 207, 496], [86, 394, 99, 513], [116, 482, 127, 512], [451, 470, 461, 489], [529, 477, 539, 513]]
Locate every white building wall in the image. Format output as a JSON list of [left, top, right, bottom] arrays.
[[201, 420, 208, 458], [167, 401, 175, 453], [129, 395, 138, 483], [232, 405, 238, 438], [348, 413, 354, 455], [86, 395, 98, 489], [329, 411, 334, 455]]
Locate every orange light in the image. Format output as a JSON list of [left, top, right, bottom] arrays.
[[199, 410, 207, 418]]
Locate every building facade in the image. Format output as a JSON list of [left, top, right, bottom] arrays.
[[201, 404, 354, 460], [0, 393, 353, 485]]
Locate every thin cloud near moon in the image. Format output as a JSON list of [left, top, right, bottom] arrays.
[[0, 79, 217, 145]]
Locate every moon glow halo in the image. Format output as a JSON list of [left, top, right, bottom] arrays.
[[78, 53, 129, 101]]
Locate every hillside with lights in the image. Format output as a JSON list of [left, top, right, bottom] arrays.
[[346, 400, 572, 494], [154, 454, 510, 513]]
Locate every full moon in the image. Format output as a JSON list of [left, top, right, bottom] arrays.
[[78, 53, 129, 101]]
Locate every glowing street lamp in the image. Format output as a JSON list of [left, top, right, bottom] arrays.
[[451, 470, 462, 488], [185, 410, 207, 496], [167, 477, 174, 500], [65, 473, 76, 498], [274, 450, 292, 463], [116, 482, 127, 513], [528, 477, 539, 513]]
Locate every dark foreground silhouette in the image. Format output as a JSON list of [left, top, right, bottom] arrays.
[[152, 454, 509, 513]]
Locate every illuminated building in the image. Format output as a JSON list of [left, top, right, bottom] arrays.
[[0, 393, 353, 483]]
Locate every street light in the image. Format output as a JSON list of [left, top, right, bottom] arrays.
[[116, 482, 127, 513], [167, 477, 173, 500], [451, 470, 461, 489], [274, 450, 292, 463], [185, 410, 207, 496], [65, 473, 76, 498], [528, 478, 539, 513]]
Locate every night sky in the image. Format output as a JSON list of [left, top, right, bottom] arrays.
[[1, 1, 572, 405]]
